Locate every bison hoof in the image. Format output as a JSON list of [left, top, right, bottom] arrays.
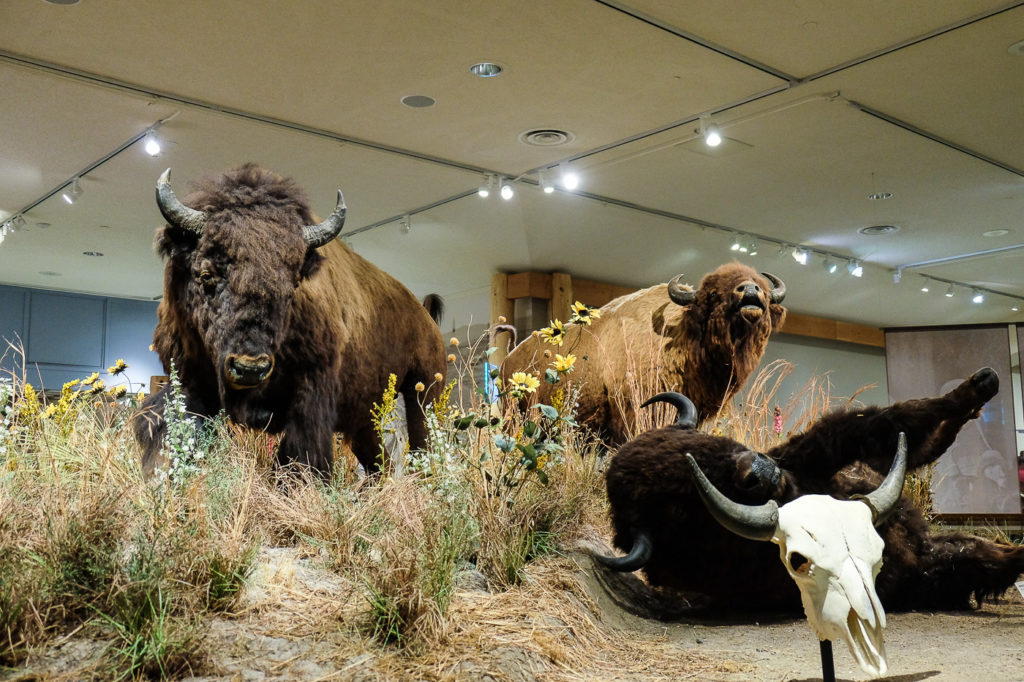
[[967, 367, 998, 401]]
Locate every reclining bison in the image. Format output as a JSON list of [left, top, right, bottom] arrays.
[[133, 163, 446, 477], [596, 367, 1024, 615], [501, 262, 786, 444]]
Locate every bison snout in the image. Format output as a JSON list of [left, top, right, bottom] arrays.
[[734, 451, 782, 495], [225, 353, 274, 388]]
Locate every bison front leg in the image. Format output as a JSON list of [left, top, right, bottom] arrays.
[[770, 367, 998, 479], [275, 388, 335, 478]]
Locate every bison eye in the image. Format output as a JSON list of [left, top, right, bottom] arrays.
[[197, 270, 219, 289], [789, 552, 810, 573]]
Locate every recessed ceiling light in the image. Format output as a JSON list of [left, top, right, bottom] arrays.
[[1008, 39, 1024, 56], [38, 271, 61, 277], [469, 62, 503, 78], [858, 224, 899, 235], [982, 229, 1009, 237], [401, 95, 436, 108], [867, 191, 893, 200], [82, 251, 104, 257], [518, 129, 575, 147], [36, 222, 51, 229], [44, 0, 80, 4]]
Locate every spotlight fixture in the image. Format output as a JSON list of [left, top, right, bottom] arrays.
[[699, 116, 722, 147], [12, 215, 27, 231], [399, 215, 411, 235], [143, 131, 162, 156], [945, 284, 955, 298], [1012, 305, 1020, 312], [559, 163, 579, 190], [61, 177, 83, 204], [746, 239, 758, 256], [730, 235, 743, 252], [822, 257, 838, 274], [500, 179, 514, 200], [847, 260, 864, 277], [792, 247, 809, 265], [538, 168, 555, 194], [477, 174, 495, 198], [971, 289, 984, 304], [920, 284, 930, 293]]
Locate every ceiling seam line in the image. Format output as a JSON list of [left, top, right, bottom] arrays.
[[0, 50, 493, 178], [802, 1, 1024, 83], [849, 101, 1024, 178], [591, 0, 798, 82], [900, 244, 1024, 270]]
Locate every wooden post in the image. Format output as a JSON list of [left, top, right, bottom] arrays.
[[550, 272, 573, 323], [490, 272, 516, 364]]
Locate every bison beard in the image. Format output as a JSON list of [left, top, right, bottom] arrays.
[[133, 164, 446, 477], [501, 262, 786, 445], [598, 367, 1024, 616]]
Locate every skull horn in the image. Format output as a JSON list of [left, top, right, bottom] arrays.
[[156, 169, 207, 235], [761, 272, 786, 303], [685, 453, 779, 542], [641, 392, 698, 430], [667, 274, 697, 306], [302, 189, 347, 248], [593, 528, 653, 571], [853, 431, 908, 525]]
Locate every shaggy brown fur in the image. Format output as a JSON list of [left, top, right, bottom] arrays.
[[133, 164, 446, 477], [501, 262, 785, 444], [602, 367, 1024, 614]]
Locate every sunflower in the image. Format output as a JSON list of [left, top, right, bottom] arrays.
[[107, 358, 129, 375], [552, 353, 576, 373], [539, 320, 566, 346], [510, 372, 540, 393], [570, 301, 601, 325], [82, 372, 100, 386]]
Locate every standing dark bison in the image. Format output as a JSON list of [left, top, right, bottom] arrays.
[[501, 262, 786, 444], [133, 164, 446, 477], [597, 368, 1024, 614]]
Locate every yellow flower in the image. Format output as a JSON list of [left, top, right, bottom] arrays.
[[44, 404, 58, 418], [82, 372, 100, 386], [415, 382, 425, 392], [570, 301, 601, 325], [447, 353, 457, 363], [510, 372, 540, 394], [87, 379, 105, 395], [107, 385, 128, 398], [433, 372, 444, 383], [107, 358, 129, 375], [497, 315, 507, 323], [539, 320, 566, 346], [449, 337, 460, 347], [553, 353, 576, 373]]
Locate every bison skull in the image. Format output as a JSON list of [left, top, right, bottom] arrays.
[[685, 432, 907, 679]]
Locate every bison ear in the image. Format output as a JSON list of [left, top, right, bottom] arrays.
[[769, 304, 786, 331], [154, 224, 198, 260], [300, 246, 325, 280]]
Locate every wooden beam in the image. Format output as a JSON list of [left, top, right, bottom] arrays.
[[492, 271, 885, 348], [489, 273, 516, 363]]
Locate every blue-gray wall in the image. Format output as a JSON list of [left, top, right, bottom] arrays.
[[0, 284, 161, 393]]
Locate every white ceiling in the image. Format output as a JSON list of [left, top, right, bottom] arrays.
[[1, 0, 1023, 334]]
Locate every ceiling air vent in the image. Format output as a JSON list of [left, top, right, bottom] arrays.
[[519, 129, 575, 147], [858, 225, 900, 236]]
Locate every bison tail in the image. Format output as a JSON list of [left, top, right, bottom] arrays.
[[422, 293, 445, 325]]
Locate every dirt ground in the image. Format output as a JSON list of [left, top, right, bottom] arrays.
[[593, 582, 1024, 681], [9, 546, 1023, 681]]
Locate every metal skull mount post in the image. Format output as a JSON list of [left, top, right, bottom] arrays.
[[686, 432, 908, 679]]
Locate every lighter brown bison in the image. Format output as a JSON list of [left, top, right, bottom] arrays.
[[133, 164, 446, 477], [501, 262, 785, 443]]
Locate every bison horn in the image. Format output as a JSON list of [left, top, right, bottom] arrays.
[[641, 392, 698, 429], [761, 272, 786, 304], [303, 190, 347, 248], [667, 274, 697, 306], [685, 453, 779, 542], [852, 431, 908, 526], [593, 528, 653, 572], [156, 169, 207, 235]]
